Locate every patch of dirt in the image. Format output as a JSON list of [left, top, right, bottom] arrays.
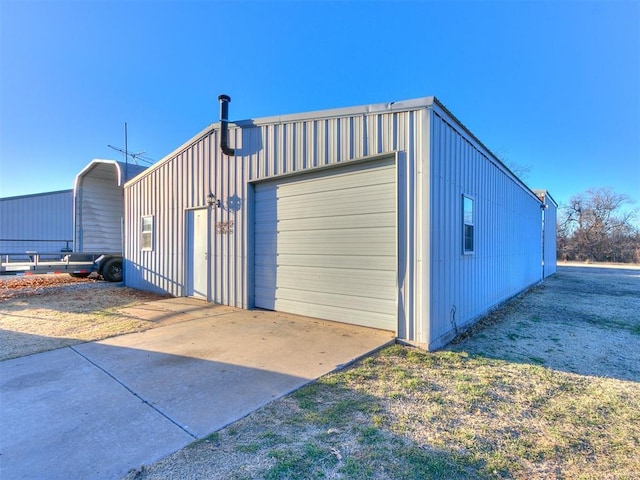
[[0, 274, 171, 360], [0, 274, 99, 301]]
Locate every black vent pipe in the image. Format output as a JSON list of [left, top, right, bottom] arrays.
[[218, 94, 235, 156]]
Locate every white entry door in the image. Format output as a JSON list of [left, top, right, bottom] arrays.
[[187, 208, 208, 299]]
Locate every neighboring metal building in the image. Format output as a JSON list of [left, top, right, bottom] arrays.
[[535, 190, 558, 278], [74, 159, 147, 253], [124, 96, 557, 350], [0, 190, 73, 256]]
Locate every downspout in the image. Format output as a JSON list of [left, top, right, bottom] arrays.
[[218, 94, 235, 156]]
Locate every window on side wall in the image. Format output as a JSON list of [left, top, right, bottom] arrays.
[[141, 216, 154, 251], [463, 195, 474, 254]]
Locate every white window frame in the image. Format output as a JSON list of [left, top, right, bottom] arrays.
[[463, 195, 474, 254], [141, 215, 154, 251]]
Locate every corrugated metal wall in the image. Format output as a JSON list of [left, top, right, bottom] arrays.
[[74, 160, 148, 253], [125, 106, 424, 341], [428, 108, 544, 349], [75, 164, 124, 252], [0, 190, 73, 255]]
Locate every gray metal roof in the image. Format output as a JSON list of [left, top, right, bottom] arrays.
[[74, 159, 147, 189]]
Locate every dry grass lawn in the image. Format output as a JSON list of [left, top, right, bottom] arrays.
[[0, 275, 169, 360]]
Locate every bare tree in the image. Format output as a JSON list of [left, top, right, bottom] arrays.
[[558, 187, 639, 263], [495, 152, 532, 182]]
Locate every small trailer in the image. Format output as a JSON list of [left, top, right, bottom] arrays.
[[0, 252, 123, 281]]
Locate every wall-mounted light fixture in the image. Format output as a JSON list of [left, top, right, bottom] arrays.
[[207, 192, 221, 208]]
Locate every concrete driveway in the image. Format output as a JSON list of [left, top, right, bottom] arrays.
[[0, 298, 395, 480]]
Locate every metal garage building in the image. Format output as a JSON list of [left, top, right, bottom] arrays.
[[0, 190, 73, 256], [535, 190, 558, 279], [124, 96, 557, 350]]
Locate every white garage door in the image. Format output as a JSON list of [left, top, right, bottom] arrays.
[[254, 157, 397, 331]]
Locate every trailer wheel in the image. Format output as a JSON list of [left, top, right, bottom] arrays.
[[102, 258, 123, 282]]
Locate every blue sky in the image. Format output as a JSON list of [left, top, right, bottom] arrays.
[[1, 0, 639, 215]]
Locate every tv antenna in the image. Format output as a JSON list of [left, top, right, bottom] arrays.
[[107, 122, 154, 166]]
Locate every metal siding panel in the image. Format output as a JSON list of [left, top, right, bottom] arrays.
[[232, 138, 243, 306], [399, 110, 418, 341], [78, 168, 123, 252], [429, 111, 543, 348], [0, 191, 73, 254]]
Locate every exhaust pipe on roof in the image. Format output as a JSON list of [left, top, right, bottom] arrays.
[[218, 94, 235, 156]]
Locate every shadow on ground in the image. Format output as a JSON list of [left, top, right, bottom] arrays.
[[0, 343, 312, 480]]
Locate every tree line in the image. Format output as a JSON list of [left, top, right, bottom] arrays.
[[557, 187, 640, 264]]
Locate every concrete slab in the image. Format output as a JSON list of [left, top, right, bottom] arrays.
[[73, 308, 395, 438], [113, 298, 238, 327], [0, 301, 394, 480], [0, 348, 193, 480]]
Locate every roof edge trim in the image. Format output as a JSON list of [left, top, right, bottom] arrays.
[[73, 159, 122, 192], [0, 189, 73, 202], [125, 96, 437, 187]]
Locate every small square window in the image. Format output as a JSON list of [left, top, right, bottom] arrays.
[[463, 196, 474, 254], [141, 216, 154, 251]]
